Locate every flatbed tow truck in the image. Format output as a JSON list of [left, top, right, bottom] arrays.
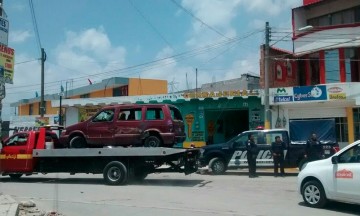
[[0, 126, 199, 185]]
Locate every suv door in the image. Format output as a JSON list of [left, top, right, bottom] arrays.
[[0, 133, 33, 172], [86, 109, 116, 145], [169, 106, 186, 143], [114, 108, 143, 146]]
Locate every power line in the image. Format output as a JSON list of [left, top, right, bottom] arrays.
[[28, 0, 42, 55], [170, 0, 230, 40], [128, 0, 174, 50]]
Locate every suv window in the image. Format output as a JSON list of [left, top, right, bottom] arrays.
[[238, 131, 288, 145], [170, 106, 183, 121], [118, 108, 142, 121], [146, 108, 164, 120], [338, 144, 360, 163], [92, 109, 115, 122]]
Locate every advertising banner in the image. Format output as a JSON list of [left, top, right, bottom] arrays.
[[293, 85, 327, 102], [0, 44, 15, 84], [271, 87, 294, 104]]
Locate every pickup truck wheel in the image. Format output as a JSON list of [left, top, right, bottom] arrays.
[[144, 136, 161, 147], [70, 136, 87, 148], [103, 161, 128, 185], [9, 174, 23, 180], [209, 157, 226, 175], [302, 180, 327, 208]]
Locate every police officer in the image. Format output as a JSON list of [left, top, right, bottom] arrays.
[[305, 133, 324, 162], [271, 136, 286, 177], [246, 134, 258, 178]]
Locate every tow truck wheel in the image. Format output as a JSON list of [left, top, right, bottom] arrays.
[[9, 174, 23, 180], [209, 157, 226, 175], [302, 180, 327, 208], [103, 161, 128, 185], [144, 136, 161, 147], [70, 136, 87, 148]]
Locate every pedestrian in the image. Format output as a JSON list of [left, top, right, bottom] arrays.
[[246, 134, 258, 178], [271, 136, 286, 177], [305, 133, 324, 162]]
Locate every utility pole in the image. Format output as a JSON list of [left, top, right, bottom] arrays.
[[195, 68, 198, 96], [264, 22, 271, 129], [0, 0, 4, 139], [40, 48, 46, 117]]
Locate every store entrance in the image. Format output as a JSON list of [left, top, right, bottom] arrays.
[[205, 109, 249, 144]]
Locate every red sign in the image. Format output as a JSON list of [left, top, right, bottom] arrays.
[[303, 0, 323, 6], [335, 169, 353, 179]]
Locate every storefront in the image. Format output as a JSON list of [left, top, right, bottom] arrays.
[[269, 83, 360, 147], [53, 90, 262, 148]]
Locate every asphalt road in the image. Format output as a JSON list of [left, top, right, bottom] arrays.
[[0, 171, 359, 216]]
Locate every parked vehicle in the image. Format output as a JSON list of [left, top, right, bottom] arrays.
[[59, 104, 186, 148], [0, 126, 199, 185], [198, 129, 339, 175], [298, 141, 360, 208]]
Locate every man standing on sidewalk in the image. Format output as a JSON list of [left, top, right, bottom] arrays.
[[271, 136, 286, 177], [246, 134, 258, 178]]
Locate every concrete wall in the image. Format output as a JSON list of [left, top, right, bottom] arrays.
[[128, 78, 167, 96]]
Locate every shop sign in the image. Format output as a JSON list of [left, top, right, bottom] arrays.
[[293, 86, 327, 101], [271, 87, 293, 103], [191, 131, 204, 141], [327, 86, 346, 100], [183, 89, 259, 99]]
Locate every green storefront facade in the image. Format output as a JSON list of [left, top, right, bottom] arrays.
[[161, 94, 263, 148]]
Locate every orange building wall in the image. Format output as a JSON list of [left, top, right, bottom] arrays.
[[128, 78, 167, 96], [90, 88, 113, 98], [46, 101, 59, 114], [19, 104, 29, 116]]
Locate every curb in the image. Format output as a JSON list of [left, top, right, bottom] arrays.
[[0, 195, 19, 216]]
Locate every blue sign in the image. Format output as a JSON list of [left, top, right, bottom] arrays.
[[293, 86, 327, 101], [274, 96, 293, 103]]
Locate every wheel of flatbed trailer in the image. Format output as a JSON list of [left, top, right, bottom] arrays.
[[103, 161, 128, 185], [9, 174, 23, 180], [70, 136, 87, 148]]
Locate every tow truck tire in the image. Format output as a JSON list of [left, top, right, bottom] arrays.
[[9, 174, 23, 180], [302, 180, 327, 208], [144, 136, 161, 147], [209, 157, 226, 175], [103, 161, 128, 185], [70, 136, 87, 148]]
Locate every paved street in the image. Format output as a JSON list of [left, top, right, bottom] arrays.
[[0, 171, 359, 216]]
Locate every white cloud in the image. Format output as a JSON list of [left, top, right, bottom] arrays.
[[249, 19, 266, 29], [244, 0, 301, 16], [9, 30, 31, 43]]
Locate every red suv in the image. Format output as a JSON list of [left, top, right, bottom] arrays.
[[59, 104, 186, 148]]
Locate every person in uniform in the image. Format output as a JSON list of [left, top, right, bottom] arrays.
[[305, 133, 324, 162], [246, 134, 258, 178], [271, 136, 286, 177]]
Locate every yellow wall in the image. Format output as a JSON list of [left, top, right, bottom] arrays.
[[90, 88, 113, 98], [128, 78, 167, 96], [19, 104, 29, 116], [46, 101, 58, 115]]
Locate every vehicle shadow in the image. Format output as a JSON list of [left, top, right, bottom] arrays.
[[197, 169, 299, 177], [0, 177, 206, 187], [298, 201, 360, 215]]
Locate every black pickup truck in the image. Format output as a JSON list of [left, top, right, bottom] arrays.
[[198, 129, 339, 175]]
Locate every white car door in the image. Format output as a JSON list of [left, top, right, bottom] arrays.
[[333, 144, 360, 203]]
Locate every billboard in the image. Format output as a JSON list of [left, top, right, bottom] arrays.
[[0, 17, 9, 46], [0, 44, 15, 84]]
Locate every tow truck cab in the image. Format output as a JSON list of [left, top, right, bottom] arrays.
[[0, 127, 61, 174]]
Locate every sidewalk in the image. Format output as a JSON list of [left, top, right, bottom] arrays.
[[0, 194, 19, 216]]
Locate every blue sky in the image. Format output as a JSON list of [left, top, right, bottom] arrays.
[[3, 0, 302, 117]]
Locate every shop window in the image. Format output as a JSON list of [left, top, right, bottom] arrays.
[[325, 49, 340, 83], [307, 6, 358, 27], [345, 48, 360, 82], [335, 117, 348, 143]]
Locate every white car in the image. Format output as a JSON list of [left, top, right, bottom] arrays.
[[298, 141, 360, 208]]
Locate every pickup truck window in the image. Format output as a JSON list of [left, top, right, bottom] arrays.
[[339, 144, 360, 163]]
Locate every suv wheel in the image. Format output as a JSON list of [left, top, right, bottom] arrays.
[[144, 136, 161, 147], [302, 180, 327, 208], [70, 136, 87, 148], [209, 157, 226, 175]]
